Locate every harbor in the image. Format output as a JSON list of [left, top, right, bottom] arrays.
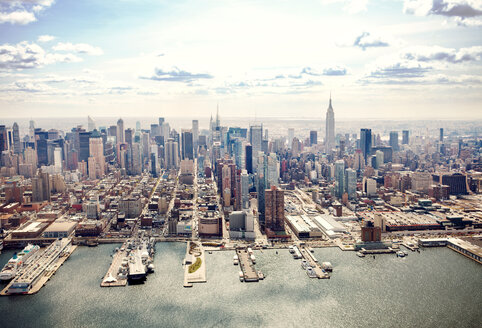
[[0, 238, 76, 296], [291, 244, 330, 279], [100, 241, 128, 287]]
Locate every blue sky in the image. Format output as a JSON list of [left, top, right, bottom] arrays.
[[0, 0, 481, 119]]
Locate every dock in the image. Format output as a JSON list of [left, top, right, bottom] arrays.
[[402, 238, 419, 251], [183, 241, 206, 287], [359, 248, 395, 255], [237, 248, 259, 282], [298, 246, 330, 279], [1, 238, 76, 296], [100, 243, 128, 287]]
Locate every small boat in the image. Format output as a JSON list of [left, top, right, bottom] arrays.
[[396, 251, 406, 257], [301, 259, 309, 270], [306, 267, 317, 278], [258, 271, 264, 280], [322, 262, 333, 272], [250, 254, 256, 264], [239, 271, 244, 282], [289, 246, 295, 254], [233, 255, 239, 265], [356, 251, 365, 258]]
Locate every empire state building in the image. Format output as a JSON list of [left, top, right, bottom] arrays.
[[325, 95, 335, 150]]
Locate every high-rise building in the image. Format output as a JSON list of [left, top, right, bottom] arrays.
[[345, 168, 357, 200], [116, 118, 124, 144], [245, 143, 253, 174], [360, 128, 372, 165], [125, 128, 134, 146], [165, 138, 179, 169], [89, 130, 105, 179], [325, 95, 335, 150], [54, 147, 62, 171], [402, 130, 409, 145], [288, 128, 294, 149], [181, 130, 194, 160], [334, 160, 345, 198], [265, 186, 285, 233], [439, 128, 444, 142], [389, 131, 399, 151], [310, 130, 317, 146], [0, 125, 8, 153], [249, 125, 263, 169], [192, 120, 199, 157], [375, 150, 384, 169], [87, 116, 96, 132], [12, 122, 21, 154], [354, 149, 365, 172], [241, 170, 249, 209], [78, 131, 91, 163], [32, 171, 51, 202]]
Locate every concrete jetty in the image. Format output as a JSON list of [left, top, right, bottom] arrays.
[[183, 241, 206, 287], [237, 248, 260, 282]]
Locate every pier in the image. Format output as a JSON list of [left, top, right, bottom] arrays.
[[236, 248, 260, 282], [183, 241, 206, 287], [100, 242, 128, 287], [1, 238, 76, 296], [298, 246, 330, 279]]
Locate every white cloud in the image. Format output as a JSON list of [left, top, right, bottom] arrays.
[[0, 41, 101, 70], [0, 10, 36, 24], [0, 0, 55, 25], [401, 45, 482, 63], [52, 42, 103, 56], [403, 0, 482, 26], [321, 0, 369, 14], [38, 35, 55, 42], [353, 31, 391, 50]]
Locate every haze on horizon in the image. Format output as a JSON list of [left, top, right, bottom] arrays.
[[0, 0, 481, 120]]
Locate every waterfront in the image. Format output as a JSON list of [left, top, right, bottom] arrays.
[[0, 243, 481, 328]]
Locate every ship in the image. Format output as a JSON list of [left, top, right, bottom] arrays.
[[233, 254, 239, 265], [306, 267, 317, 278], [0, 244, 40, 281]]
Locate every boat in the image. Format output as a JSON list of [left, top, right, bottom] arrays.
[[301, 259, 309, 270], [233, 254, 239, 265], [322, 262, 333, 272], [396, 250, 407, 257], [250, 254, 256, 264], [289, 245, 295, 254], [147, 263, 155, 273], [239, 271, 244, 282], [0, 244, 40, 281], [306, 267, 317, 278], [356, 251, 365, 258], [258, 271, 264, 280]]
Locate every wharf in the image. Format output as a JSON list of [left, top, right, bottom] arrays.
[[237, 248, 259, 282], [299, 246, 329, 279], [360, 248, 395, 254], [1, 238, 76, 296], [183, 241, 206, 287], [402, 238, 419, 251], [100, 243, 128, 287], [446, 238, 482, 265]]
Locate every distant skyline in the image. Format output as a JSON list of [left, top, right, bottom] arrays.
[[1, 0, 481, 119]]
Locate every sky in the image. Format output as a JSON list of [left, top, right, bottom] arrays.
[[0, 0, 481, 120]]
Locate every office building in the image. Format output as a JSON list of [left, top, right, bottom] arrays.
[[265, 186, 285, 233], [402, 130, 409, 145], [325, 95, 335, 150], [389, 131, 399, 151], [360, 128, 372, 165], [310, 130, 317, 146], [116, 118, 124, 144], [334, 160, 345, 198], [181, 129, 194, 160]]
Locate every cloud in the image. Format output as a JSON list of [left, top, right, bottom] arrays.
[[321, 0, 369, 14], [0, 0, 54, 25], [52, 42, 103, 56], [38, 35, 55, 42], [401, 45, 482, 63], [0, 10, 36, 24], [353, 32, 390, 50], [322, 65, 348, 76], [403, 0, 482, 26], [0, 41, 100, 70], [367, 61, 431, 79], [140, 67, 213, 82]]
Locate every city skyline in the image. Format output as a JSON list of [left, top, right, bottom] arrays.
[[1, 0, 482, 119]]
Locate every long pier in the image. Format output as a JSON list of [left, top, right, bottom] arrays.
[[1, 238, 76, 296], [183, 241, 206, 287], [298, 246, 330, 279], [100, 242, 128, 287], [236, 248, 260, 282]]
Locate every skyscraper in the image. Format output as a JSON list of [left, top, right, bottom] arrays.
[[181, 130, 194, 160], [245, 143, 253, 174], [87, 116, 96, 132], [192, 120, 199, 157], [334, 160, 345, 198], [12, 122, 21, 154], [265, 186, 285, 233], [165, 138, 179, 169], [439, 128, 444, 142], [89, 130, 105, 179], [345, 168, 357, 200], [360, 128, 372, 165], [288, 128, 294, 149], [389, 131, 399, 151], [310, 130, 318, 146], [402, 130, 409, 145], [116, 118, 124, 144], [325, 95, 335, 150]]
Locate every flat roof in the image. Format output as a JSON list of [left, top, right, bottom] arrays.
[[43, 221, 77, 232]]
